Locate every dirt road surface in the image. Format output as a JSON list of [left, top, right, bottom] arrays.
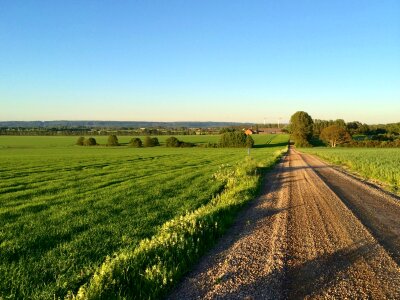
[[168, 147, 400, 299]]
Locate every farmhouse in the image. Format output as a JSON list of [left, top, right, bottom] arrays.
[[244, 129, 257, 135]]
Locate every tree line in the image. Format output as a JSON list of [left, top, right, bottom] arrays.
[[76, 132, 254, 148], [76, 135, 161, 147], [290, 111, 400, 148]]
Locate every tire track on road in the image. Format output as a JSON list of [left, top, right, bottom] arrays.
[[169, 147, 400, 299]]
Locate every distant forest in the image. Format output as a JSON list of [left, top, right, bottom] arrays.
[[0, 120, 256, 136], [0, 120, 251, 128]]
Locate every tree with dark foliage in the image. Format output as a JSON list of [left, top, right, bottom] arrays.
[[290, 111, 313, 147], [130, 138, 142, 147], [84, 137, 97, 146]]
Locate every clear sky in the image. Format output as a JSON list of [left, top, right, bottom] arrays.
[[1, 0, 399, 124]]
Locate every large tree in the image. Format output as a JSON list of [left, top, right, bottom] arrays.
[[320, 125, 351, 147], [290, 111, 314, 147]]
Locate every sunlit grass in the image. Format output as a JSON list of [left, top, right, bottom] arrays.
[[0, 134, 288, 299]]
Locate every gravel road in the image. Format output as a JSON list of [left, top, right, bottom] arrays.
[[168, 147, 400, 299]]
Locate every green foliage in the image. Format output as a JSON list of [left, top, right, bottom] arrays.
[[165, 136, 180, 147], [151, 137, 160, 146], [76, 137, 97, 146], [219, 131, 248, 148], [129, 138, 143, 148], [84, 137, 97, 146], [143, 136, 154, 147], [143, 136, 160, 147], [0, 135, 288, 299], [246, 135, 254, 148], [107, 135, 119, 146], [199, 142, 219, 148], [76, 136, 85, 146], [346, 121, 370, 135], [165, 137, 195, 148], [320, 125, 351, 147], [290, 111, 313, 147], [219, 127, 237, 134]]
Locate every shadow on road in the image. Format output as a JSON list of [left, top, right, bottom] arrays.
[[253, 142, 289, 149]]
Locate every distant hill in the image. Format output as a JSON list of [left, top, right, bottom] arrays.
[[0, 120, 252, 129]]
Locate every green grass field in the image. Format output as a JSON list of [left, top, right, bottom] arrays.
[[0, 134, 288, 299], [300, 147, 400, 191]]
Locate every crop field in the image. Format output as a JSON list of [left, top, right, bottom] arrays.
[[0, 134, 288, 299], [300, 147, 400, 191]]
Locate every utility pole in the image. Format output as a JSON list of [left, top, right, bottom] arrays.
[[278, 117, 283, 129]]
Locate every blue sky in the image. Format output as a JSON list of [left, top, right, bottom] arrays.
[[1, 1, 399, 123]]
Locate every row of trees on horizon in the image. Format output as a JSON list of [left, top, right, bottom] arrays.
[[76, 132, 255, 149]]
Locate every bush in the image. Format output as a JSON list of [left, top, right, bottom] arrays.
[[84, 137, 97, 146], [143, 136, 159, 147], [219, 131, 248, 148], [143, 136, 153, 147], [180, 142, 195, 147], [107, 135, 119, 146], [165, 137, 180, 147], [130, 138, 142, 148], [199, 142, 219, 148], [165, 137, 194, 148], [76, 137, 85, 146], [151, 137, 160, 146]]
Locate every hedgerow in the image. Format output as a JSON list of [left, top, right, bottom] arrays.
[[67, 148, 287, 299]]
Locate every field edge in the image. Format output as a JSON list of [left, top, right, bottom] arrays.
[[67, 148, 288, 300]]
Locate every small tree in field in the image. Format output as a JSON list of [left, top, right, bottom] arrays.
[[107, 135, 119, 146], [76, 136, 85, 146], [219, 131, 248, 147], [143, 136, 155, 147], [84, 137, 97, 146], [165, 136, 195, 147], [151, 137, 160, 146], [320, 125, 351, 147], [246, 135, 254, 148], [165, 137, 181, 147], [130, 138, 142, 148]]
